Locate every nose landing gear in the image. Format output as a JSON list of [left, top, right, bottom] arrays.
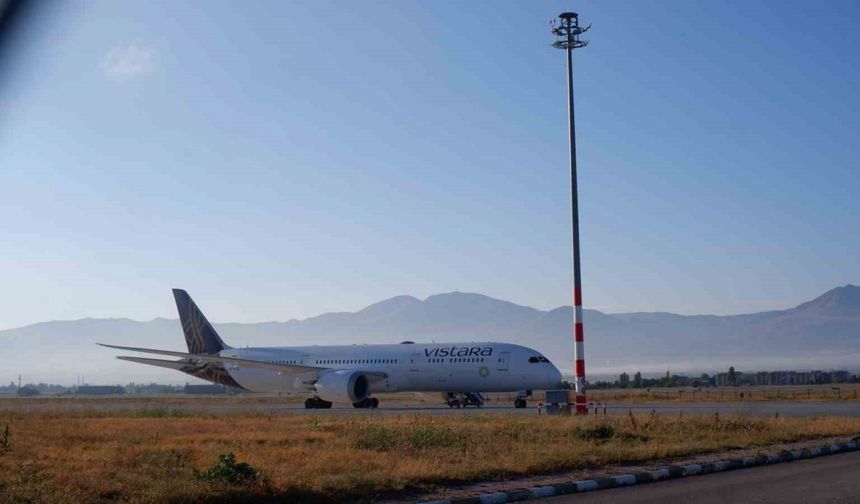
[[513, 389, 532, 409]]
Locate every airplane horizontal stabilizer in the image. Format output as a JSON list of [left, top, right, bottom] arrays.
[[117, 356, 189, 370]]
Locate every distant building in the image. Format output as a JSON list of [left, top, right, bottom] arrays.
[[715, 372, 745, 387], [76, 385, 126, 395]]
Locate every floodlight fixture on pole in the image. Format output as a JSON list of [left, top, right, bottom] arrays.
[[551, 12, 590, 415]]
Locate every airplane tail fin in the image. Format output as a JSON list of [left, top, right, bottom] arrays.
[[172, 289, 230, 355]]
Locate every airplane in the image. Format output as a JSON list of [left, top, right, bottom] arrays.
[[100, 289, 565, 409]]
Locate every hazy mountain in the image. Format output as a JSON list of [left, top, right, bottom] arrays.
[[2, 285, 859, 384]]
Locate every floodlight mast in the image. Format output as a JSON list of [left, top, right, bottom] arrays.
[[551, 12, 590, 415]]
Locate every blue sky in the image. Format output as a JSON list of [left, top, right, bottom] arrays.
[[0, 1, 858, 329]]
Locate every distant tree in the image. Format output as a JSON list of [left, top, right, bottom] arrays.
[[619, 372, 630, 388], [17, 386, 39, 397], [633, 372, 643, 388], [728, 366, 736, 386]]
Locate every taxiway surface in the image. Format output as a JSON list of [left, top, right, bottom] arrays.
[[2, 398, 859, 417]]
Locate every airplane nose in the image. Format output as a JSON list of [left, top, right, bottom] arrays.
[[548, 366, 563, 389]]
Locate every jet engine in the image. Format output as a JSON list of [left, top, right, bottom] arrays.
[[314, 369, 370, 403]]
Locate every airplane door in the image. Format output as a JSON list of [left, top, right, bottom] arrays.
[[497, 351, 510, 371], [409, 353, 421, 372]]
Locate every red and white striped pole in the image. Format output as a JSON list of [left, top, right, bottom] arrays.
[[574, 287, 586, 414], [551, 13, 590, 415]]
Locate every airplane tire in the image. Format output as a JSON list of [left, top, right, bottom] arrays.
[[514, 398, 527, 409], [352, 398, 377, 408], [309, 397, 333, 409]]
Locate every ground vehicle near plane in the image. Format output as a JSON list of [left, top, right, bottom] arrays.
[[101, 290, 564, 409], [444, 392, 485, 408]]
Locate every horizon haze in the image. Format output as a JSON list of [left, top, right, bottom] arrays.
[[3, 284, 858, 384]]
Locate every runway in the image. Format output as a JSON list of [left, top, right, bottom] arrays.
[[2, 397, 859, 417], [545, 449, 860, 503]]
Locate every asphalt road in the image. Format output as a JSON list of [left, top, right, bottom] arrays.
[[545, 450, 860, 504]]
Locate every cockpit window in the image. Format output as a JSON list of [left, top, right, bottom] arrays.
[[539, 357, 550, 363], [528, 356, 540, 363]]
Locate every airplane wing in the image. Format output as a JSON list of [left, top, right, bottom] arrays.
[[100, 343, 388, 379]]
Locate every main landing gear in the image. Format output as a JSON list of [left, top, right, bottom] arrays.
[[304, 397, 332, 409], [352, 397, 379, 409]]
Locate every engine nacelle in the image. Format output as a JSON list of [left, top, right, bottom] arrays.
[[314, 369, 369, 403]]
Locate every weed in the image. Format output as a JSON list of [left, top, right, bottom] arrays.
[[0, 424, 10, 453], [502, 422, 527, 440], [354, 424, 398, 451], [707, 417, 767, 433], [195, 452, 261, 486], [405, 424, 460, 450], [573, 422, 615, 441], [354, 422, 462, 452], [308, 417, 323, 432]]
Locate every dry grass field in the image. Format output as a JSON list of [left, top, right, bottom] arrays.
[[1, 407, 859, 503]]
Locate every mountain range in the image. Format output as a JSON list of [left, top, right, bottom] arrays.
[[2, 285, 859, 384]]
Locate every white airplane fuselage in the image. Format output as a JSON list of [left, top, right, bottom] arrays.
[[103, 290, 565, 407], [223, 342, 563, 395]]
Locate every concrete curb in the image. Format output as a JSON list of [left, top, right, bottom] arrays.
[[419, 439, 860, 504]]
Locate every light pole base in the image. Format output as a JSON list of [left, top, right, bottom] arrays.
[[566, 391, 588, 415]]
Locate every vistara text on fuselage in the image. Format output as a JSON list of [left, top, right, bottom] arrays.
[[100, 289, 564, 409]]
